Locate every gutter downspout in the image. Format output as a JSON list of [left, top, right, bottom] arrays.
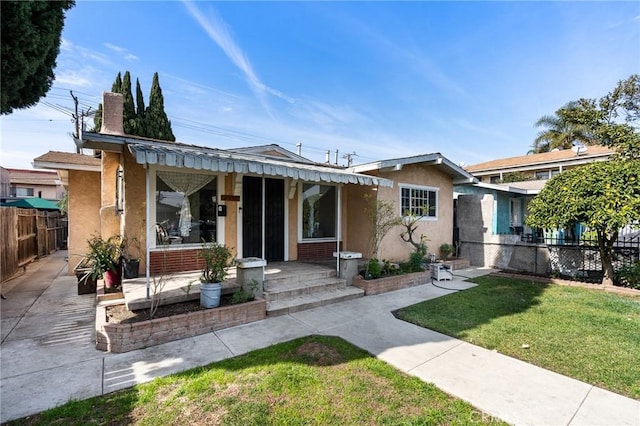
[[145, 165, 150, 299]]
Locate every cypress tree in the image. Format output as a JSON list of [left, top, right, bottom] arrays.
[[135, 78, 146, 136], [93, 102, 103, 132], [121, 71, 137, 134], [145, 72, 175, 141], [111, 72, 122, 93]]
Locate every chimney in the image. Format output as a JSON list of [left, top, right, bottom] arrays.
[[296, 143, 302, 156], [325, 150, 330, 163], [100, 92, 124, 135]]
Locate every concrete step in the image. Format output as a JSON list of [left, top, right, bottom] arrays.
[[264, 268, 336, 286], [263, 277, 346, 301], [266, 286, 364, 316]]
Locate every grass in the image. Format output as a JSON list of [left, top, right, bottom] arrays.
[[395, 275, 640, 399], [8, 336, 505, 425]]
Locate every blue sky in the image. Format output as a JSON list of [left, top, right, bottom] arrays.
[[1, 1, 638, 170]]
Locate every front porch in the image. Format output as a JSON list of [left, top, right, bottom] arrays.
[[121, 260, 363, 316]]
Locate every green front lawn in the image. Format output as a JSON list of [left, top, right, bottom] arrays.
[[9, 336, 505, 425], [395, 275, 640, 399]]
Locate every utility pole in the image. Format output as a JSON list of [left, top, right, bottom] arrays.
[[342, 152, 357, 167], [70, 91, 80, 152], [70, 91, 93, 154]]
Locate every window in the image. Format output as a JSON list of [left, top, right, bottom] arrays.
[[510, 198, 522, 226], [550, 169, 560, 178], [301, 183, 336, 239], [489, 176, 500, 184], [400, 185, 438, 218], [155, 172, 217, 245], [12, 186, 34, 197], [535, 170, 549, 180]]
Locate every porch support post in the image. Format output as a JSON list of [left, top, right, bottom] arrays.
[[336, 185, 342, 275], [236, 257, 266, 299], [145, 166, 150, 299], [333, 251, 362, 286]]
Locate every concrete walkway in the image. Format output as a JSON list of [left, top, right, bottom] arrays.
[[1, 251, 638, 425]]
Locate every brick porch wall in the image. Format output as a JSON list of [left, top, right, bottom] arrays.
[[96, 299, 266, 353], [298, 242, 343, 261], [149, 248, 205, 275]]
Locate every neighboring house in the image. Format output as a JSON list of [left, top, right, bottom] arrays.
[[465, 145, 615, 184], [35, 92, 475, 276], [0, 167, 66, 204], [456, 145, 616, 244]]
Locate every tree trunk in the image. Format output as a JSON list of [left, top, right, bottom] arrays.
[[598, 230, 617, 287]]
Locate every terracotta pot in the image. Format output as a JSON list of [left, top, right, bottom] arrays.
[[104, 268, 122, 289]]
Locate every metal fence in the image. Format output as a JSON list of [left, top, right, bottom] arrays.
[[460, 234, 640, 285]]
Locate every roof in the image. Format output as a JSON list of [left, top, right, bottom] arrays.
[[465, 145, 615, 174], [2, 197, 60, 210], [32, 151, 101, 171], [468, 180, 546, 195], [128, 142, 393, 187], [7, 169, 59, 185], [351, 153, 477, 185], [74, 132, 392, 187]]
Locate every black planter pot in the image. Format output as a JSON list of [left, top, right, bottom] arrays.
[[75, 271, 97, 295], [123, 259, 140, 279]]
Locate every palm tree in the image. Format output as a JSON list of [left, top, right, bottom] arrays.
[[531, 102, 595, 153]]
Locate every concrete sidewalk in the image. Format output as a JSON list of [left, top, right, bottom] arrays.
[[1, 251, 638, 424]]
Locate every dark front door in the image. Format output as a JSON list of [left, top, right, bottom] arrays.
[[242, 176, 262, 258], [265, 178, 285, 261], [242, 176, 285, 261]]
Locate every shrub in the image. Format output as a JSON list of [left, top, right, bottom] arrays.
[[365, 258, 382, 279], [439, 243, 454, 260], [407, 242, 427, 272], [615, 262, 640, 289]]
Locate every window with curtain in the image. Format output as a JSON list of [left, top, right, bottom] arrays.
[[302, 183, 336, 239], [400, 185, 438, 218], [156, 172, 217, 245]]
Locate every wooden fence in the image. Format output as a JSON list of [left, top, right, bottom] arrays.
[[0, 207, 67, 283]]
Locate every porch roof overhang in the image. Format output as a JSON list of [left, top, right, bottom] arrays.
[[128, 142, 394, 187], [351, 153, 477, 185]]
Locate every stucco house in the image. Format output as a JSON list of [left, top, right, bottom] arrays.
[[35, 92, 475, 280], [455, 145, 616, 244], [0, 167, 66, 204]]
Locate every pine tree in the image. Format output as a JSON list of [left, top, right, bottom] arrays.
[[145, 72, 175, 141], [1, 1, 75, 114], [121, 71, 136, 134], [135, 78, 146, 136]]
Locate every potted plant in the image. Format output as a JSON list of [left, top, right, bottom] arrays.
[[74, 257, 97, 295], [439, 243, 454, 260], [85, 235, 122, 291], [120, 236, 142, 279], [198, 240, 233, 308]]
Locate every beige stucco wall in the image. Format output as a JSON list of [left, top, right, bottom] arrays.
[[347, 164, 454, 262], [345, 184, 376, 257], [100, 151, 121, 239], [223, 174, 239, 258], [288, 182, 298, 260], [122, 150, 147, 269], [67, 170, 101, 274]]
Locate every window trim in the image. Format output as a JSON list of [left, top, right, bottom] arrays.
[[298, 182, 338, 242], [150, 166, 224, 250], [398, 183, 439, 221]]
